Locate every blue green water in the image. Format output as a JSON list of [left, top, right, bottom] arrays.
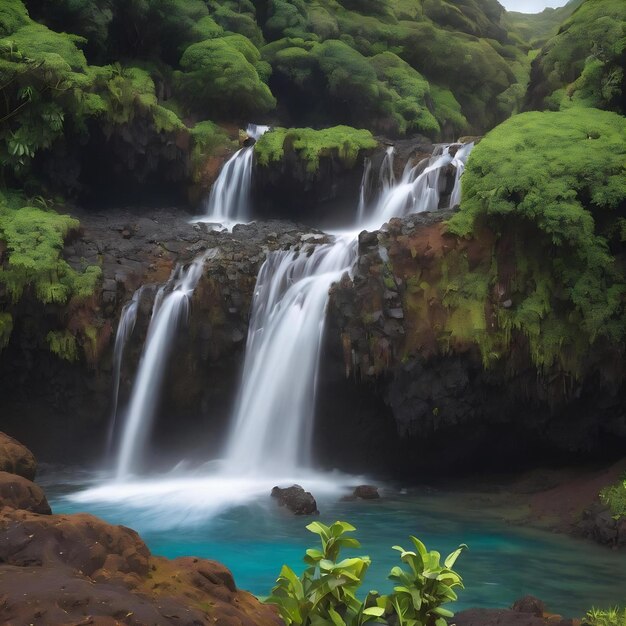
[[46, 474, 626, 617]]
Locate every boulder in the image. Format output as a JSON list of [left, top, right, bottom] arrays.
[[453, 608, 548, 626], [0, 471, 50, 514], [271, 484, 319, 515], [0, 507, 282, 626], [512, 596, 546, 617], [0, 432, 37, 480], [353, 485, 380, 500]]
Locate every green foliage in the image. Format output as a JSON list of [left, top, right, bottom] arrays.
[[255, 126, 377, 172], [267, 520, 466, 626], [585, 607, 626, 626], [0, 199, 101, 306], [447, 108, 626, 375], [189, 121, 236, 182], [46, 329, 78, 361], [600, 478, 626, 520], [177, 35, 275, 118], [527, 0, 626, 114]]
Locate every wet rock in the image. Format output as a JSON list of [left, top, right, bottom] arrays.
[[0, 432, 37, 480], [577, 502, 626, 548], [0, 472, 51, 514], [271, 484, 319, 515], [512, 596, 546, 617], [353, 485, 380, 500]]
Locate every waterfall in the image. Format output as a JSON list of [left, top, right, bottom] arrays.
[[224, 237, 357, 475], [363, 142, 474, 230], [115, 251, 214, 479], [106, 285, 147, 455], [223, 141, 474, 476], [356, 157, 372, 223], [200, 124, 269, 227]]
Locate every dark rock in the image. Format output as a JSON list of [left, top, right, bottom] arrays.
[[512, 596, 546, 617], [0, 472, 51, 514], [271, 484, 319, 515], [577, 502, 626, 548], [353, 485, 380, 500], [453, 608, 547, 626], [0, 432, 37, 481]]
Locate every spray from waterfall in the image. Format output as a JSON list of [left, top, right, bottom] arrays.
[[115, 251, 215, 479]]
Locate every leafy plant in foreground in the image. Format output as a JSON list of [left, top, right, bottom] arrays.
[[266, 520, 467, 626], [585, 606, 626, 626], [600, 478, 626, 520]]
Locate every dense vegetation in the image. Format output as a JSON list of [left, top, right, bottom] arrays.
[[525, 0, 626, 113], [445, 107, 625, 377], [600, 477, 626, 520]]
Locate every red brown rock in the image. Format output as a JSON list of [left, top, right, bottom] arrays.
[[0, 507, 283, 626], [0, 471, 51, 514], [0, 431, 37, 480]]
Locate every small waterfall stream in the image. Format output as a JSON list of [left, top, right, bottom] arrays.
[[115, 251, 214, 478], [199, 123, 269, 227], [106, 285, 148, 454], [224, 237, 357, 475]]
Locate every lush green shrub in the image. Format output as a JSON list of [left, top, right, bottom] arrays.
[[267, 520, 466, 626], [600, 478, 626, 520], [585, 607, 626, 626], [177, 35, 276, 118], [447, 108, 626, 375], [526, 0, 625, 114], [255, 126, 377, 172]]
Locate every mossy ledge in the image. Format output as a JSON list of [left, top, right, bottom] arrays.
[[254, 126, 378, 173]]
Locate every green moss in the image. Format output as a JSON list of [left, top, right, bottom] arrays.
[[447, 108, 626, 375], [527, 0, 626, 113], [255, 126, 377, 172], [46, 330, 78, 362], [0, 312, 13, 348], [177, 36, 275, 118], [0, 200, 101, 305], [189, 121, 237, 182]]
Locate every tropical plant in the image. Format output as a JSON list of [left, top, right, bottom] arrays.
[[585, 606, 626, 626], [266, 520, 467, 626], [600, 478, 626, 520]]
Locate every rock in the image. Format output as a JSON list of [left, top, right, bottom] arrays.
[[512, 596, 546, 617], [577, 502, 626, 547], [0, 472, 51, 514], [0, 432, 37, 480], [453, 608, 548, 626], [0, 506, 282, 626], [353, 485, 380, 500], [271, 484, 319, 515]]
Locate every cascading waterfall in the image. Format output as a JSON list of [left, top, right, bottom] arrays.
[[224, 237, 357, 475], [115, 251, 214, 479], [200, 123, 269, 227], [106, 285, 147, 454], [69, 140, 474, 519], [363, 142, 474, 230], [224, 141, 474, 476]]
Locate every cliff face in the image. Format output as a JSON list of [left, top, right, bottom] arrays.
[[1, 150, 624, 476], [320, 213, 625, 476]]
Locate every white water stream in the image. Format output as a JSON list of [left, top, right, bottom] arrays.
[[115, 251, 214, 478], [196, 123, 269, 229]]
